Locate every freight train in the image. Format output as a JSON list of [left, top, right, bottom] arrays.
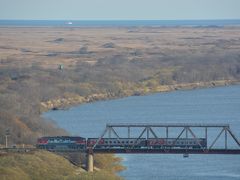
[[36, 136, 207, 151]]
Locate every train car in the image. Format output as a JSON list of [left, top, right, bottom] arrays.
[[87, 138, 146, 149], [36, 136, 86, 151], [147, 138, 207, 149]]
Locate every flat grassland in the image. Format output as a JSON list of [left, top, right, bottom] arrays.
[[0, 26, 240, 179], [0, 26, 240, 143], [1, 26, 240, 69]]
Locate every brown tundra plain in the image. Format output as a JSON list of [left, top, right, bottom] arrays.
[[0, 26, 240, 180]]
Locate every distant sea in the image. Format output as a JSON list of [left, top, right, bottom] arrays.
[[0, 19, 240, 27]]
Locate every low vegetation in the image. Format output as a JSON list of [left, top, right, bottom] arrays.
[[0, 26, 240, 179], [0, 151, 123, 180]]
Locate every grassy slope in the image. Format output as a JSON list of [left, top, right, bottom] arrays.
[[0, 151, 123, 180]]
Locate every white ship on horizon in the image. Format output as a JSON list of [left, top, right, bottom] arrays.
[[66, 21, 73, 25]]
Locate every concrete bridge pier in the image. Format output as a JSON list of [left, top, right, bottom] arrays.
[[87, 150, 94, 172]]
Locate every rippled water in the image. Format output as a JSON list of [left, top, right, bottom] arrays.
[[44, 85, 240, 180]]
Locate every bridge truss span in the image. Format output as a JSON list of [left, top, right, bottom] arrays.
[[35, 123, 240, 172], [91, 123, 240, 154]]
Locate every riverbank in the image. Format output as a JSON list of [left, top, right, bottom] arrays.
[[0, 151, 123, 180], [40, 79, 239, 111]]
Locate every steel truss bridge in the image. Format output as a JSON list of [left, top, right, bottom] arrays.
[[2, 123, 239, 172], [32, 123, 239, 172], [89, 123, 240, 154], [81, 123, 240, 172]]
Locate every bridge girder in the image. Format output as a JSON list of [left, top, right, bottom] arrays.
[[91, 123, 240, 152]]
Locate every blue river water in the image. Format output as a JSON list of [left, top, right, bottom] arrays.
[[44, 85, 240, 180]]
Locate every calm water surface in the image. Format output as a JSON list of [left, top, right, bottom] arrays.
[[1, 19, 240, 27], [44, 85, 240, 180]]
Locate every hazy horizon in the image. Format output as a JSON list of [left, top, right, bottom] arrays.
[[1, 19, 240, 21], [1, 19, 240, 27], [0, 0, 240, 20]]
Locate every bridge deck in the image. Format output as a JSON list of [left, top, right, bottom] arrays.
[[92, 148, 240, 154], [40, 148, 240, 154]]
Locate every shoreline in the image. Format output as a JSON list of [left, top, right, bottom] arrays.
[[41, 79, 240, 112]]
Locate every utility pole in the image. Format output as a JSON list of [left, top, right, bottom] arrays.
[[5, 129, 10, 148]]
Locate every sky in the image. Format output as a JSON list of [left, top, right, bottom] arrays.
[[0, 0, 240, 20]]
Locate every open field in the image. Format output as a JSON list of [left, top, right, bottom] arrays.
[[1, 26, 240, 69], [0, 26, 240, 144], [0, 26, 240, 179]]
